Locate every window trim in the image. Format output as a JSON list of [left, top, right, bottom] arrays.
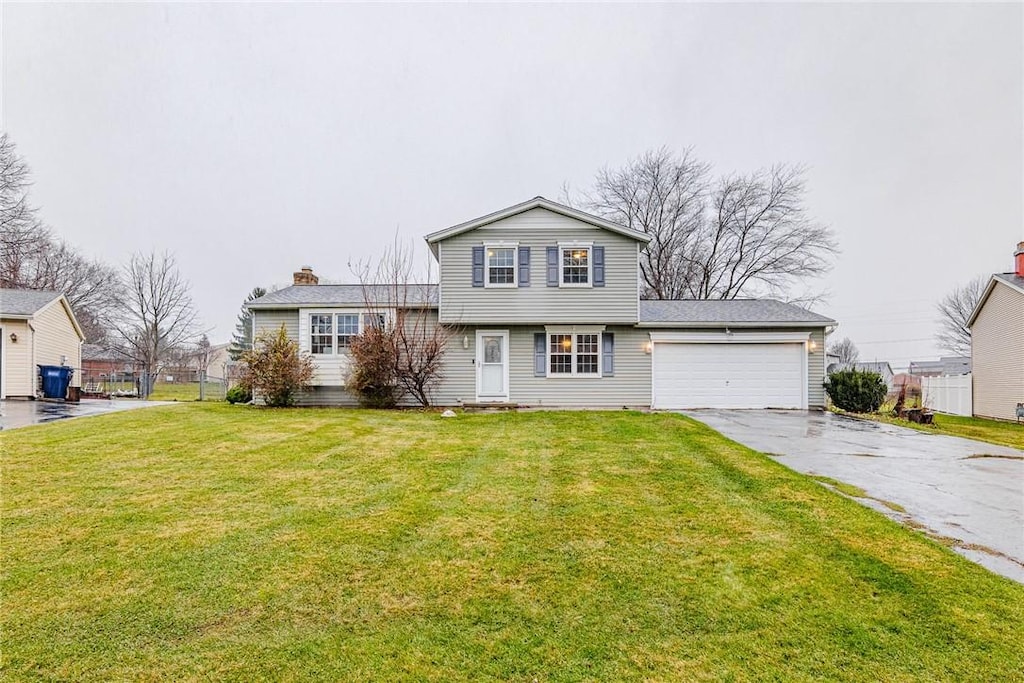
[[483, 242, 519, 289], [545, 329, 603, 378], [307, 310, 391, 356], [558, 242, 593, 288]]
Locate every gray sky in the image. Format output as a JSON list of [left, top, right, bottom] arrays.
[[3, 2, 1021, 368]]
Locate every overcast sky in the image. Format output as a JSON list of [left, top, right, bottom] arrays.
[[3, 2, 1021, 368]]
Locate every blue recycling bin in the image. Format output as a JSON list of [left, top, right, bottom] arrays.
[[38, 365, 74, 399]]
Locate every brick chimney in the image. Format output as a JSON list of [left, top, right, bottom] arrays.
[[1016, 241, 1024, 277], [293, 266, 319, 286]]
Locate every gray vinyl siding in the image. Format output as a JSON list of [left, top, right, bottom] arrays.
[[437, 207, 640, 325], [431, 325, 651, 407], [252, 308, 299, 339], [808, 328, 826, 409], [970, 282, 1024, 421]]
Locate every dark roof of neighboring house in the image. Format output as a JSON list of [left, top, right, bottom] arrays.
[[0, 288, 62, 316], [638, 299, 836, 327], [247, 284, 438, 309], [81, 343, 126, 362], [967, 272, 1024, 328]]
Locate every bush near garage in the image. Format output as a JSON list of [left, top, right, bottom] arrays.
[[825, 369, 888, 413]]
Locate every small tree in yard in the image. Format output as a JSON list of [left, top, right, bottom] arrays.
[[825, 369, 887, 413], [348, 235, 455, 407], [241, 325, 314, 407]]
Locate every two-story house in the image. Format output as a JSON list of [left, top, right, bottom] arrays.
[[247, 197, 836, 409]]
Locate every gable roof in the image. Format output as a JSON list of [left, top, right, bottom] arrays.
[[966, 273, 1024, 328], [638, 299, 836, 328], [0, 288, 63, 316], [247, 284, 438, 309], [0, 288, 85, 340], [424, 196, 652, 255]]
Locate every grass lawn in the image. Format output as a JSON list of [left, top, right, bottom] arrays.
[[860, 411, 1024, 451], [3, 405, 1023, 681], [147, 381, 226, 402]]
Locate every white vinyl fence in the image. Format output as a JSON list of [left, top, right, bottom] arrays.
[[922, 374, 972, 417]]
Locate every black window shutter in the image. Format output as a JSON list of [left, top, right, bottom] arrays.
[[593, 246, 605, 287], [602, 332, 614, 376], [518, 246, 530, 287], [472, 246, 484, 287], [534, 332, 546, 376], [546, 246, 559, 287]]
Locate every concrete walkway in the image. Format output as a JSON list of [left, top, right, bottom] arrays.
[[0, 398, 175, 430], [684, 409, 1024, 583]]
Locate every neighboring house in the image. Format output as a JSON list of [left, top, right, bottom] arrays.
[[0, 289, 85, 399], [205, 343, 232, 381], [248, 197, 837, 409], [81, 344, 139, 394], [908, 356, 972, 377], [966, 241, 1024, 421]]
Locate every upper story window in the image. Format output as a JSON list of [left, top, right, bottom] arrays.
[[485, 244, 517, 287], [560, 245, 591, 287]]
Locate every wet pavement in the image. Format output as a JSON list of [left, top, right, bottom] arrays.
[[0, 398, 175, 430], [683, 409, 1024, 583]]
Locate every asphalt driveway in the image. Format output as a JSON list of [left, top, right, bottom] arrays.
[[684, 409, 1024, 583], [0, 399, 174, 430]]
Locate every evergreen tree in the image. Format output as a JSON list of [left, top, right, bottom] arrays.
[[229, 287, 267, 360]]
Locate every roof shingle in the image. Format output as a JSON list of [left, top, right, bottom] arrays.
[[0, 289, 62, 316], [639, 299, 835, 326]]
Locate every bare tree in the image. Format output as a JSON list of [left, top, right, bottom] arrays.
[[581, 147, 710, 299], [350, 236, 454, 407], [1, 132, 49, 287], [0, 133, 121, 341], [574, 148, 838, 302], [828, 337, 860, 365], [111, 252, 198, 397], [936, 275, 986, 356]]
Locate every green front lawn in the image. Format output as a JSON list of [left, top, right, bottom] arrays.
[[864, 411, 1024, 451], [3, 405, 1023, 681]]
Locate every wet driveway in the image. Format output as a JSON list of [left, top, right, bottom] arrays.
[[0, 398, 174, 430], [683, 409, 1024, 583]]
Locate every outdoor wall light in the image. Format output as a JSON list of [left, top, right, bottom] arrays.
[[462, 335, 469, 350], [643, 341, 653, 354], [808, 340, 818, 352], [9, 332, 16, 343]]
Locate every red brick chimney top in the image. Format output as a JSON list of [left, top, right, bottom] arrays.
[[1015, 241, 1024, 278], [293, 266, 319, 286]]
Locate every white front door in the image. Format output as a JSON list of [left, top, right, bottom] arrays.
[[476, 330, 509, 401]]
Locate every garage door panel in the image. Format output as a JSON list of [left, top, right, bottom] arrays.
[[653, 342, 804, 409]]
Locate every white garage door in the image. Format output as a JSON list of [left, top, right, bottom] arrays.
[[652, 342, 806, 409]]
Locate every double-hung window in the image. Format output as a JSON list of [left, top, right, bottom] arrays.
[[485, 244, 517, 287], [310, 315, 334, 355], [548, 332, 600, 377], [310, 311, 389, 355], [560, 245, 591, 286], [336, 314, 360, 349]]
